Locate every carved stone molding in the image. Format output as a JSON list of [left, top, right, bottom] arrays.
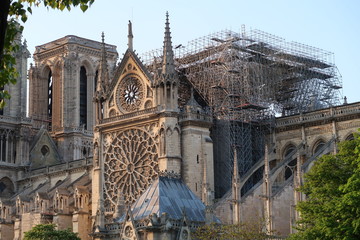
[[103, 128, 159, 205]]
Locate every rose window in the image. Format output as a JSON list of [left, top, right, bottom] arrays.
[[124, 84, 139, 105], [116, 75, 144, 112], [104, 129, 158, 205], [125, 226, 133, 237]]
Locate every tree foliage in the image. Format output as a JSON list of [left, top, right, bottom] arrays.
[[289, 132, 360, 240], [0, 0, 94, 107], [192, 221, 269, 240], [24, 224, 80, 240]]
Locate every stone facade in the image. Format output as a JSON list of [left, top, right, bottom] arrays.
[[214, 103, 360, 236], [0, 15, 359, 240]]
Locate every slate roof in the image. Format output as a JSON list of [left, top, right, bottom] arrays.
[[37, 192, 50, 200], [130, 176, 209, 222], [56, 188, 70, 196]]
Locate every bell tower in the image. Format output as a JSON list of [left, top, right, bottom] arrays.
[[29, 35, 118, 161]]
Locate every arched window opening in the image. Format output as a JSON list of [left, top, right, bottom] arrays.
[[345, 133, 355, 141], [80, 66, 88, 129], [285, 159, 297, 180], [0, 86, 4, 115], [283, 144, 297, 180], [82, 146, 87, 157], [48, 70, 53, 129], [0, 177, 14, 198], [12, 139, 16, 163], [313, 140, 325, 155], [166, 83, 171, 102], [283, 145, 296, 160], [94, 70, 98, 92], [172, 83, 176, 99], [1, 136, 6, 162]]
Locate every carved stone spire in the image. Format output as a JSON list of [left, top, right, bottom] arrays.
[[154, 12, 179, 111], [94, 32, 110, 122], [96, 32, 110, 96], [161, 11, 176, 77], [94, 199, 105, 231], [128, 20, 133, 51]]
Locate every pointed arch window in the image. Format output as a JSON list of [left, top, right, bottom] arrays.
[[0, 86, 4, 115], [283, 144, 297, 180], [48, 70, 53, 129], [80, 66, 87, 128], [94, 70, 98, 92], [313, 140, 325, 155]]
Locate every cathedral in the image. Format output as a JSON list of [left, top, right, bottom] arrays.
[[0, 13, 360, 240]]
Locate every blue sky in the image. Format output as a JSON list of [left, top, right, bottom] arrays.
[[23, 0, 360, 103]]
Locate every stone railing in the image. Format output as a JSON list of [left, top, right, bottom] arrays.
[[105, 223, 121, 231], [49, 126, 93, 136], [0, 115, 32, 124], [62, 127, 93, 136], [276, 102, 360, 127], [105, 206, 115, 215], [25, 158, 93, 178], [100, 106, 161, 124]]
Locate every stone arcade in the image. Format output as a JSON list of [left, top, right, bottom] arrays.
[[0, 14, 359, 240]]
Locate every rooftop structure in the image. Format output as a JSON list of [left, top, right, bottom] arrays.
[[143, 27, 342, 197]]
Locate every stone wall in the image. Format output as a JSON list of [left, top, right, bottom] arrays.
[[214, 102, 360, 237]]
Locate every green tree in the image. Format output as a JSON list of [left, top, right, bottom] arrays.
[[289, 132, 360, 240], [0, 0, 94, 107], [192, 221, 269, 240], [24, 224, 80, 240]]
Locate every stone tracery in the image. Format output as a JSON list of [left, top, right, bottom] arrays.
[[116, 75, 144, 113], [103, 128, 158, 205]]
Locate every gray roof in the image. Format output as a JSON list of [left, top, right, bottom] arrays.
[[131, 176, 207, 222]]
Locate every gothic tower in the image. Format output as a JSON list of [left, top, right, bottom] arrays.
[[0, 32, 31, 204], [28, 35, 118, 161], [180, 88, 214, 204], [153, 12, 182, 174], [92, 14, 186, 225]]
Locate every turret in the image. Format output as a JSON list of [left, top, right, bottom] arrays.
[[153, 12, 179, 111], [94, 32, 109, 123]]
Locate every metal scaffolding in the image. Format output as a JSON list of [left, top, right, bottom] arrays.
[[142, 27, 342, 198]]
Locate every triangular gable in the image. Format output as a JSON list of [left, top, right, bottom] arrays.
[[29, 128, 61, 168], [108, 49, 152, 98], [178, 212, 192, 240], [178, 225, 191, 240], [120, 206, 140, 240], [104, 49, 155, 116]]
